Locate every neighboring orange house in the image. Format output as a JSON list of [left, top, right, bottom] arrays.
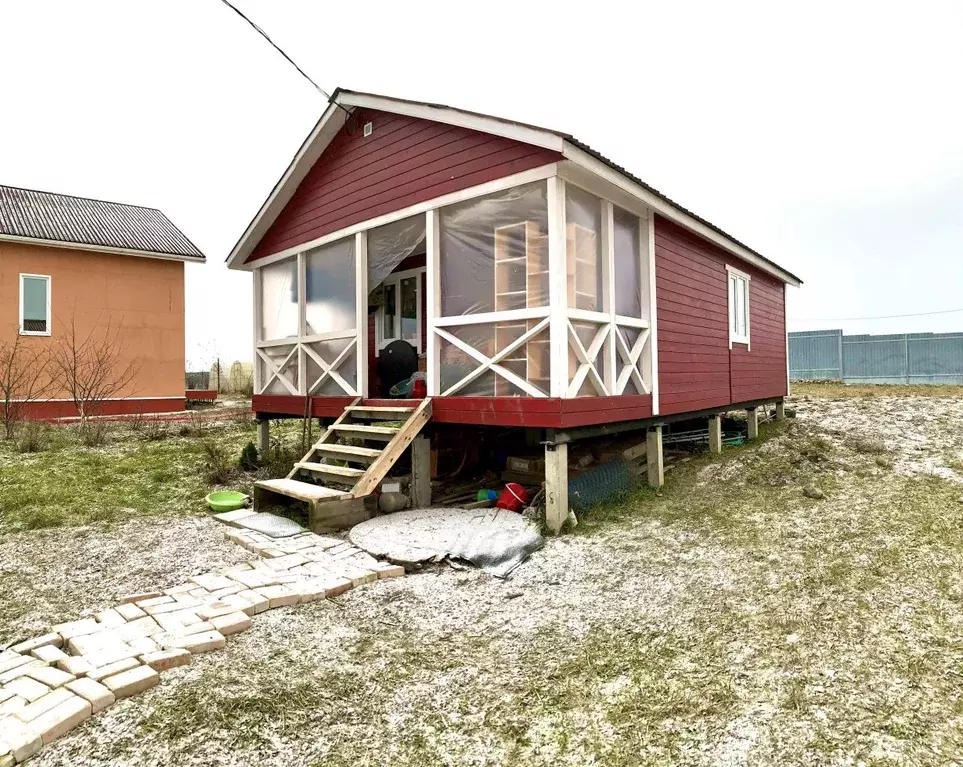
[[0, 185, 205, 418]]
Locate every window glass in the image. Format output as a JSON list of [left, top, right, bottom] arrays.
[[439, 182, 548, 316], [613, 207, 642, 318], [305, 237, 356, 335], [400, 276, 418, 345], [566, 186, 603, 313], [382, 283, 397, 339], [21, 276, 49, 333], [728, 271, 750, 343], [259, 259, 298, 341]]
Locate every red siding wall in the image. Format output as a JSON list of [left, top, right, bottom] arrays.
[[248, 110, 561, 262], [655, 216, 787, 415]]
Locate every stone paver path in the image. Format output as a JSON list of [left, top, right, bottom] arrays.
[[0, 529, 404, 764]]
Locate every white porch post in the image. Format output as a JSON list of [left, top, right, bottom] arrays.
[[425, 209, 441, 396], [644, 211, 659, 414], [252, 267, 263, 394], [355, 232, 368, 398], [547, 175, 568, 398], [297, 251, 306, 395], [602, 200, 616, 393]]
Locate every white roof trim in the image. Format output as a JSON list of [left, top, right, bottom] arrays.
[[561, 144, 801, 288], [226, 101, 348, 269], [228, 89, 800, 288], [337, 92, 565, 153], [0, 233, 204, 263]]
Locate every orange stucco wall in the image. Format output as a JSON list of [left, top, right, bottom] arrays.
[[0, 240, 186, 400]]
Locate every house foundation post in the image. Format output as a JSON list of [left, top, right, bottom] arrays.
[[708, 415, 723, 454], [646, 426, 664, 488], [746, 407, 759, 440], [410, 435, 432, 508], [775, 400, 786, 421], [545, 442, 569, 534], [257, 418, 270, 462]]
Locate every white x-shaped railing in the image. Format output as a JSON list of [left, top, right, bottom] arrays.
[[566, 317, 650, 397], [435, 316, 551, 397], [255, 343, 299, 395]]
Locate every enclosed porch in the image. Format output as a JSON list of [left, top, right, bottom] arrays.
[[252, 165, 658, 425]]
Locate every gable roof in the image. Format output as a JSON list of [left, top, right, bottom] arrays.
[[0, 185, 205, 262], [228, 88, 800, 287]]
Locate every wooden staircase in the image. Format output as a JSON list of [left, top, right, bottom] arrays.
[[254, 398, 432, 525]]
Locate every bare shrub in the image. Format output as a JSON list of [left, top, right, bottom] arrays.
[[49, 313, 142, 431], [202, 440, 234, 485], [16, 420, 51, 453], [142, 418, 170, 441], [80, 420, 112, 447], [0, 330, 51, 439]]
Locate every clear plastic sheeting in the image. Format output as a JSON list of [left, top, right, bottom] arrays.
[[259, 344, 298, 394], [438, 322, 548, 397], [368, 215, 426, 290], [615, 326, 644, 395], [568, 320, 607, 397], [613, 207, 642, 319], [259, 258, 298, 341], [304, 338, 357, 395], [439, 182, 548, 317], [305, 237, 356, 335], [566, 186, 603, 313]]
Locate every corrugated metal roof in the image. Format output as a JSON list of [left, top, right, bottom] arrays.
[[0, 185, 204, 260]]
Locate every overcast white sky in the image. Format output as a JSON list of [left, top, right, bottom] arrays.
[[2, 0, 962, 368]]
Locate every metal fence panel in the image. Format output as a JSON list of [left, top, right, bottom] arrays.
[[790, 330, 963, 385], [788, 329, 842, 380]]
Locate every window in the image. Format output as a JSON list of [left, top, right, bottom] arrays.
[[19, 274, 51, 335], [377, 269, 422, 353], [727, 266, 750, 347], [258, 258, 298, 341]]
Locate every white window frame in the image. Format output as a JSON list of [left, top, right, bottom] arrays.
[[19, 273, 52, 336], [726, 265, 751, 349], [376, 267, 424, 355]]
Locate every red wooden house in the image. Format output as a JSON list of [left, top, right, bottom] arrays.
[[227, 89, 801, 531]]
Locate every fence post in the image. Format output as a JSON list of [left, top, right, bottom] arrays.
[[904, 334, 910, 384], [838, 331, 844, 382]]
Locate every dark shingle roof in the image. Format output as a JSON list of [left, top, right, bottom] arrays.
[[0, 185, 204, 260]]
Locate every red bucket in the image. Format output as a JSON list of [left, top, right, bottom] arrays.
[[495, 482, 528, 512], [411, 378, 427, 399]]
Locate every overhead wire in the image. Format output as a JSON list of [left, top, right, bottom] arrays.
[[790, 307, 963, 322], [215, 0, 351, 116]]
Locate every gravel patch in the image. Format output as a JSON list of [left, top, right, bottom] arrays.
[[0, 515, 250, 642]]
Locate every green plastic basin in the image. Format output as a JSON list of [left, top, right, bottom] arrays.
[[205, 490, 249, 512]]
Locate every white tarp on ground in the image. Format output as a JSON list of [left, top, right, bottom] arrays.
[[349, 508, 543, 578]]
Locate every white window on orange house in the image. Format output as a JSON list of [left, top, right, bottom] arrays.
[[20, 274, 51, 335]]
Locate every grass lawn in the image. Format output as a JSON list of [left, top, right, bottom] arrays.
[[0, 414, 305, 530], [8, 388, 963, 766]]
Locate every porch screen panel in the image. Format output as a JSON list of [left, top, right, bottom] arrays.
[[433, 181, 551, 397], [439, 182, 548, 316], [565, 186, 603, 313], [613, 207, 642, 319], [368, 215, 425, 290], [259, 258, 298, 341], [305, 238, 355, 335], [438, 323, 548, 397]]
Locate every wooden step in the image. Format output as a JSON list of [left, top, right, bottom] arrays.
[[330, 424, 399, 442], [295, 462, 365, 479], [254, 478, 350, 503], [346, 406, 416, 420], [312, 444, 382, 463]]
